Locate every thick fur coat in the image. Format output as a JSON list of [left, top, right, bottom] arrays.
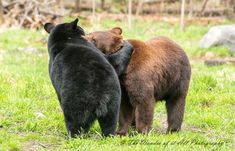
[[85, 28, 191, 135], [44, 19, 133, 137]]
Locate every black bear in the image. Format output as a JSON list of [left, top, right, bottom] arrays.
[[44, 19, 133, 137]]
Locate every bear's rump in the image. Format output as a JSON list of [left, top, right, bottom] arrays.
[[122, 49, 187, 102]]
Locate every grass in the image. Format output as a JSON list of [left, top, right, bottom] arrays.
[[0, 17, 234, 150]]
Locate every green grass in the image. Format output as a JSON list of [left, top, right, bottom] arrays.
[[0, 17, 234, 150]]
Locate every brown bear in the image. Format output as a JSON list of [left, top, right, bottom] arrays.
[[84, 27, 191, 135]]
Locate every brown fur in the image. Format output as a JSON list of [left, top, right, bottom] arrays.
[[84, 27, 124, 55], [85, 28, 191, 135]]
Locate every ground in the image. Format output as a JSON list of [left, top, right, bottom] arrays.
[[0, 17, 234, 150]]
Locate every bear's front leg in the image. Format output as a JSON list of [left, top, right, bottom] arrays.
[[116, 99, 135, 136], [116, 85, 135, 136]]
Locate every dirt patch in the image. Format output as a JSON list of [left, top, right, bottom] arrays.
[[22, 141, 55, 151], [153, 113, 202, 134]]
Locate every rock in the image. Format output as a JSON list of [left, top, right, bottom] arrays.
[[203, 52, 215, 59], [204, 60, 226, 66], [199, 25, 235, 55]]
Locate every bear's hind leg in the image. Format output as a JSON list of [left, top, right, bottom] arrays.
[[116, 86, 135, 136], [64, 110, 96, 138], [166, 95, 186, 133], [98, 106, 119, 136], [64, 113, 81, 138], [82, 114, 96, 133], [135, 96, 155, 134]]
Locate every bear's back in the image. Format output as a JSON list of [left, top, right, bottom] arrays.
[[126, 39, 155, 72], [146, 36, 191, 79], [50, 44, 121, 116], [127, 37, 190, 73], [146, 36, 188, 60]]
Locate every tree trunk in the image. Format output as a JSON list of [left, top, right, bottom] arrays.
[[59, 0, 64, 15], [92, 0, 96, 25], [75, 0, 81, 12], [199, 0, 209, 17], [0, 0, 3, 24], [135, 0, 143, 16], [101, 0, 105, 10], [128, 0, 132, 29], [226, 0, 235, 21], [160, 0, 164, 13], [188, 0, 193, 18], [180, 0, 185, 31]]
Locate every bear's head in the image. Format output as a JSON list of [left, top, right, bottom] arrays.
[[44, 18, 85, 44], [84, 27, 124, 55]]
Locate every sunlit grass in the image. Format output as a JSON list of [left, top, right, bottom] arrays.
[[0, 18, 234, 150]]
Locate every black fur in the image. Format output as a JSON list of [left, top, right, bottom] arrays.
[[44, 19, 133, 137], [104, 41, 133, 76]]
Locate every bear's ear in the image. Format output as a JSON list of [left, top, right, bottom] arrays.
[[110, 27, 122, 35], [64, 18, 79, 30], [71, 18, 79, 29], [114, 36, 122, 43], [64, 18, 78, 30], [44, 23, 55, 33]]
